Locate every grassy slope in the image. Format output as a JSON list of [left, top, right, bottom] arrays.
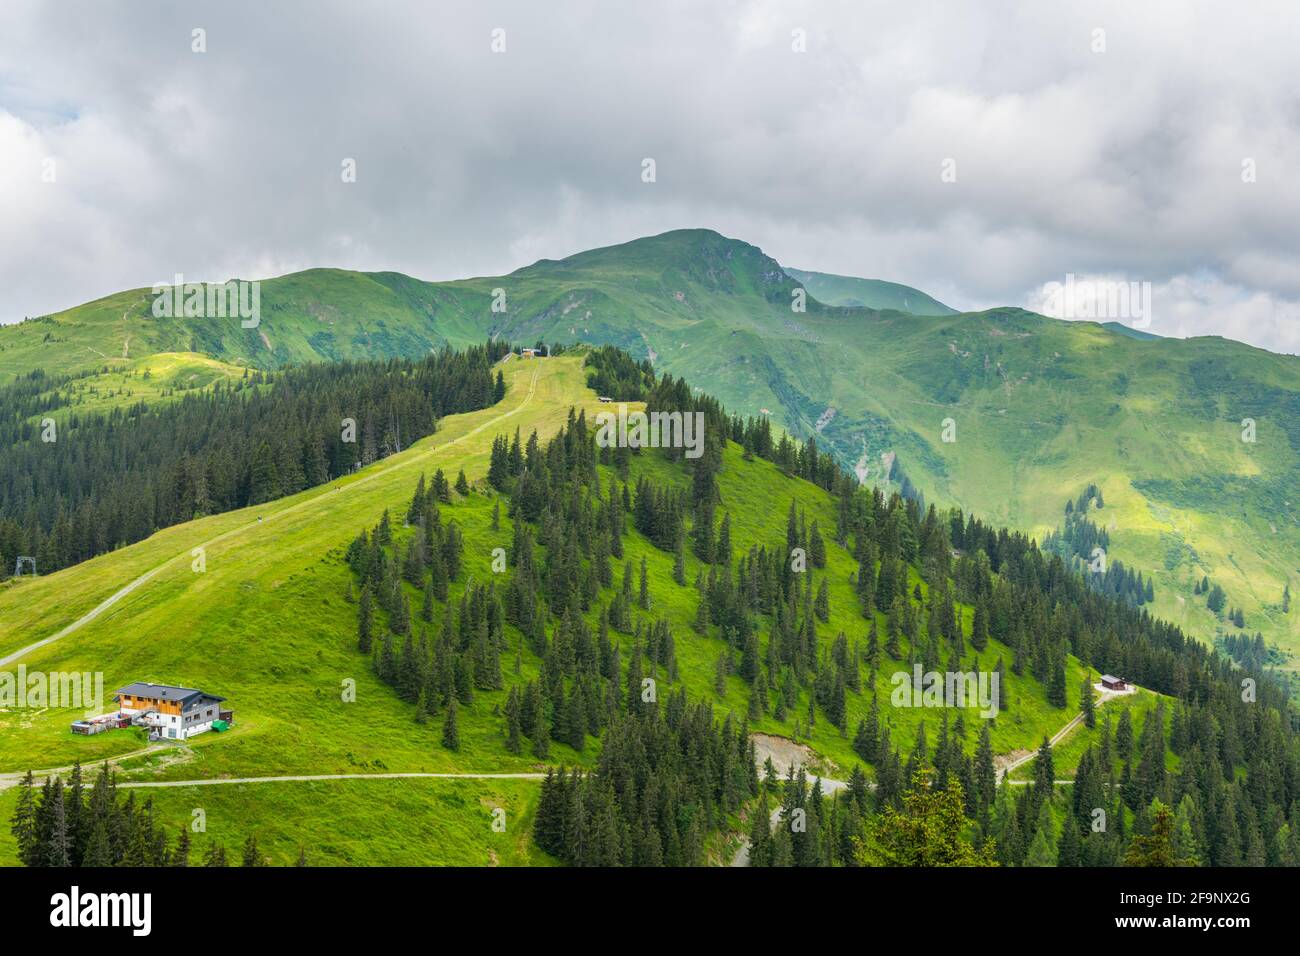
[[20, 352, 251, 426], [3, 228, 1295, 671], [0, 352, 1131, 864]]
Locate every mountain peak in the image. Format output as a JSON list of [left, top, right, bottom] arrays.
[[510, 228, 793, 301], [551, 227, 761, 267]]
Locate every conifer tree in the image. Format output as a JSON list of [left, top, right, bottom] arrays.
[[1124, 801, 1192, 867], [1033, 737, 1055, 800], [421, 580, 434, 623], [407, 474, 427, 524], [429, 546, 449, 601], [433, 468, 451, 503], [856, 772, 996, 866], [375, 509, 393, 547], [9, 771, 38, 867], [866, 620, 880, 670], [442, 697, 461, 750], [852, 714, 877, 764], [565, 684, 586, 752], [1024, 800, 1057, 867], [241, 834, 265, 867], [1057, 813, 1082, 866], [974, 723, 996, 830], [809, 520, 826, 569], [885, 599, 903, 659], [1116, 709, 1133, 760], [739, 630, 760, 683], [390, 588, 411, 636], [504, 686, 523, 754], [814, 579, 830, 622], [971, 599, 989, 652], [172, 828, 191, 867], [1048, 658, 1068, 708], [532, 706, 551, 759], [204, 842, 228, 867]]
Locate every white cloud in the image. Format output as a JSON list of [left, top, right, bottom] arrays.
[[1025, 271, 1300, 355]]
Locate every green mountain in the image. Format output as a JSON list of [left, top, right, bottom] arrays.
[[784, 267, 957, 315], [4, 228, 1298, 673], [0, 352, 1190, 866]]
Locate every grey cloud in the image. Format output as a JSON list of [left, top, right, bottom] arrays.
[[1, 0, 1297, 352]]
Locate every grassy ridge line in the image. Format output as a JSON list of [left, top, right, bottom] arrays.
[[785, 267, 957, 315], [0, 358, 538, 661]]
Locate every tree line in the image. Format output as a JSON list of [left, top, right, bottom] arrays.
[[1042, 491, 1153, 608], [9, 762, 287, 867], [0, 341, 508, 577]]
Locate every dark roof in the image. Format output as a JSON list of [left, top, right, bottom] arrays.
[[114, 682, 226, 708], [1100, 674, 1125, 684]]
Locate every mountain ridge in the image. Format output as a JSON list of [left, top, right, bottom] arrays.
[[784, 266, 957, 315], [3, 228, 1298, 673]]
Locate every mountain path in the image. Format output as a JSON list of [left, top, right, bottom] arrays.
[[996, 683, 1133, 782], [0, 745, 169, 791], [115, 772, 549, 789], [730, 735, 849, 866], [0, 763, 548, 793]]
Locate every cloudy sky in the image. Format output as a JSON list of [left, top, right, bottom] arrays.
[[2, 0, 1298, 352]]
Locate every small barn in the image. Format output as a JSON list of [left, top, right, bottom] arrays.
[[1100, 674, 1128, 691]]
